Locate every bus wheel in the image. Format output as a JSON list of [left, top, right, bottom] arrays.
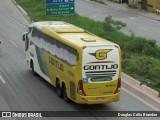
[[31, 61, 37, 76], [63, 84, 70, 103], [56, 81, 63, 98]]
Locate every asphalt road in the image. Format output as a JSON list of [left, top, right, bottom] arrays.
[[0, 0, 159, 120], [75, 0, 160, 46]]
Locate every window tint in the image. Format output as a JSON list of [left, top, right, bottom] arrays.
[[31, 28, 78, 66]]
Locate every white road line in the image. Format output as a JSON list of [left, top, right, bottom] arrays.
[[139, 27, 148, 31], [128, 17, 135, 20], [0, 74, 6, 84], [9, 40, 18, 48], [0, 9, 27, 28], [10, 0, 29, 25], [122, 87, 160, 111]]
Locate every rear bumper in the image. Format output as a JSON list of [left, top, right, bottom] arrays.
[[76, 93, 120, 104]]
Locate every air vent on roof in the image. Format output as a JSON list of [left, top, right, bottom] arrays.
[[80, 38, 96, 42], [54, 28, 84, 33]]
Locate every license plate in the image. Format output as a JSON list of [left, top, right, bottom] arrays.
[[96, 97, 104, 101]]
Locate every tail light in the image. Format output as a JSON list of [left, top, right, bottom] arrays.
[[77, 80, 86, 96], [114, 78, 121, 94], [114, 45, 119, 48], [82, 46, 86, 49]]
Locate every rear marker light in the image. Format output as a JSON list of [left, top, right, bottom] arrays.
[[114, 78, 121, 94], [82, 46, 86, 49], [114, 45, 119, 48], [78, 80, 86, 96]]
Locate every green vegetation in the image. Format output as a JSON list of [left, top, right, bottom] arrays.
[[104, 15, 126, 32], [15, 0, 160, 95]]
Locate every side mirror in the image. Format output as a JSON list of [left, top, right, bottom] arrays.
[[22, 32, 29, 41]]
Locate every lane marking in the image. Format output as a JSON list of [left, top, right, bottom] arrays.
[[128, 17, 135, 20], [9, 0, 29, 26], [9, 40, 18, 48], [139, 27, 148, 31], [0, 9, 27, 28], [122, 87, 160, 111], [0, 74, 6, 84]]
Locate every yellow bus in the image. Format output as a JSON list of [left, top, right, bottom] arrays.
[[22, 21, 121, 104]]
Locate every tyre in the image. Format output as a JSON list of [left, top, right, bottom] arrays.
[[56, 81, 63, 98], [31, 61, 37, 76], [63, 84, 70, 103]]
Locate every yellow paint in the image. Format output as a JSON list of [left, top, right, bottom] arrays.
[[137, 0, 160, 11], [95, 49, 112, 60], [147, 0, 154, 11], [155, 0, 160, 9], [31, 21, 121, 104], [44, 50, 76, 87]]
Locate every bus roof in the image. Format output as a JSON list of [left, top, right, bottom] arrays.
[[32, 21, 117, 47]]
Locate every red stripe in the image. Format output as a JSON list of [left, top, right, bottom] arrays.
[[87, 61, 115, 64]]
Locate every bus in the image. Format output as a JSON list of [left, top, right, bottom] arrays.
[[22, 21, 121, 104]]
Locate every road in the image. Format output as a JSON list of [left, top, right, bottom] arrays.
[[0, 0, 159, 120], [75, 0, 160, 46]]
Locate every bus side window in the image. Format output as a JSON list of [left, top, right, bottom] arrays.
[[68, 48, 77, 66], [63, 45, 69, 63]]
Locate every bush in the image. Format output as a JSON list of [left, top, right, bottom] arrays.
[[127, 33, 160, 58], [104, 16, 126, 32]]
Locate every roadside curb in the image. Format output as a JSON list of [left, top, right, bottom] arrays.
[[89, 0, 160, 21], [136, 11, 160, 21], [122, 73, 160, 110], [120, 8, 160, 21], [11, 0, 31, 24], [122, 73, 159, 98]]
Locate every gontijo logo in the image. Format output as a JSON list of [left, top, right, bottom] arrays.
[[89, 49, 112, 60]]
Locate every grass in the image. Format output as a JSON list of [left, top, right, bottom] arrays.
[[123, 54, 160, 94], [15, 0, 160, 95]]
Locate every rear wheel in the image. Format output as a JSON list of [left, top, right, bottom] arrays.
[[56, 81, 63, 98], [63, 84, 70, 103]]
